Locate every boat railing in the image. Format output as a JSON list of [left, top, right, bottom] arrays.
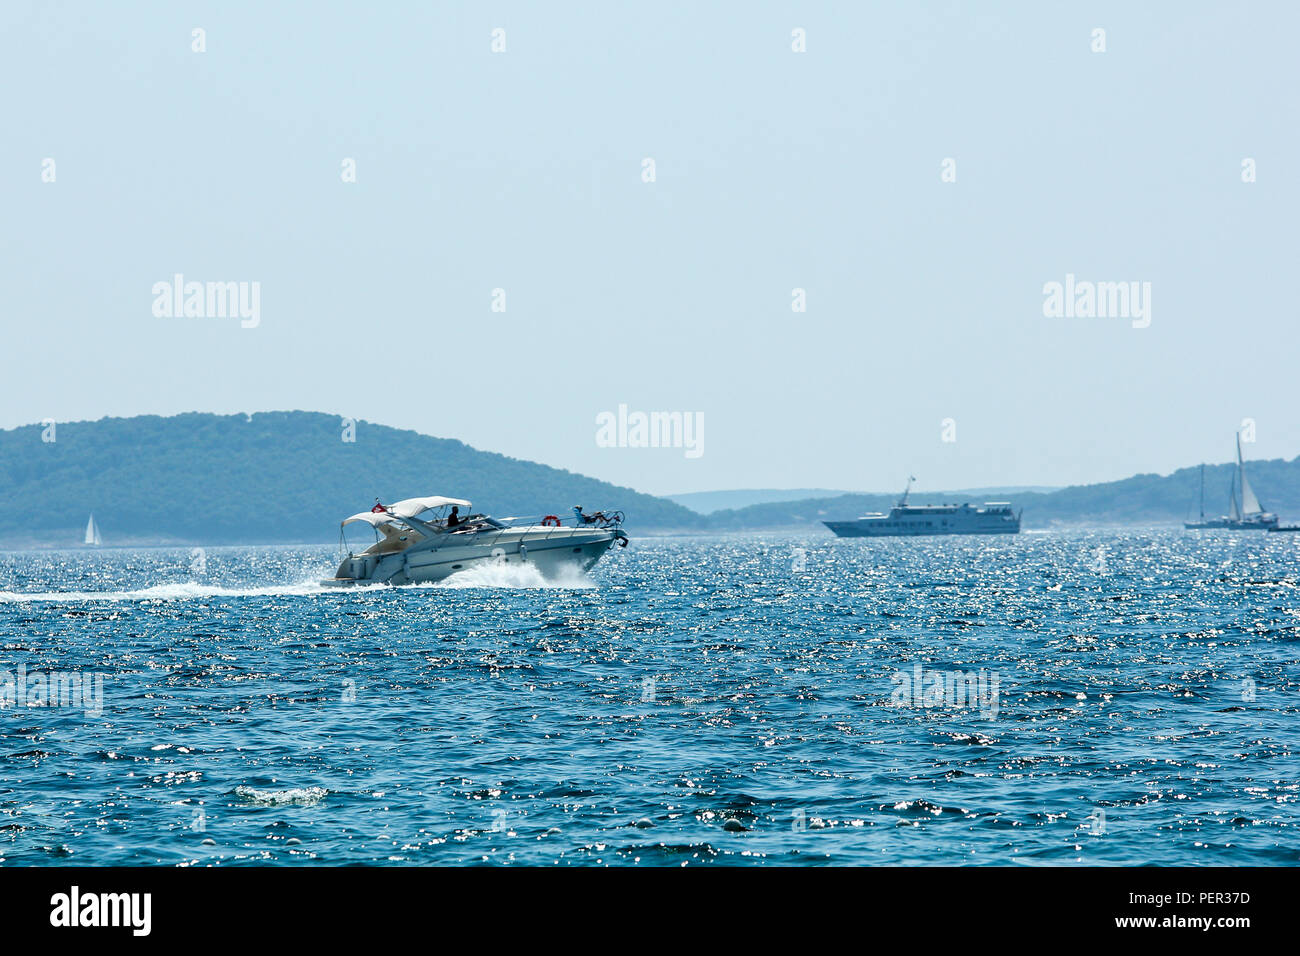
[[433, 509, 625, 554], [489, 509, 625, 530]]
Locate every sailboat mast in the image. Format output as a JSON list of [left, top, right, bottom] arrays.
[[1198, 464, 1204, 520]]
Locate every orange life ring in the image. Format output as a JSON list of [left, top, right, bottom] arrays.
[[541, 515, 561, 527]]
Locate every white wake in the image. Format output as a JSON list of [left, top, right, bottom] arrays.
[[0, 580, 331, 604], [0, 564, 596, 602], [430, 561, 596, 589]]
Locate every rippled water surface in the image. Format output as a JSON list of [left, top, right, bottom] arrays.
[[1, 529, 1297, 865]]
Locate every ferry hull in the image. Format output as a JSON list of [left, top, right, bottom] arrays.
[[824, 521, 1020, 538]]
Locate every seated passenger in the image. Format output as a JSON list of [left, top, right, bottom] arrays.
[[446, 506, 461, 528], [575, 506, 608, 526]]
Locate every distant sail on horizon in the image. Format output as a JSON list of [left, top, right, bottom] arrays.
[[85, 513, 102, 547], [1237, 433, 1264, 516], [1185, 433, 1276, 530]]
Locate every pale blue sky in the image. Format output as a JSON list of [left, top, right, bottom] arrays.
[[2, 2, 1296, 495]]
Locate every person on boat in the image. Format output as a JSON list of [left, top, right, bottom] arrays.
[[574, 505, 608, 526], [446, 506, 461, 528]]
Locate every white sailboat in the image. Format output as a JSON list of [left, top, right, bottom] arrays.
[[1185, 434, 1278, 530], [1237, 433, 1266, 519], [84, 513, 102, 546]]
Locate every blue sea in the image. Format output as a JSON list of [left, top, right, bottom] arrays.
[[1, 529, 1297, 866]]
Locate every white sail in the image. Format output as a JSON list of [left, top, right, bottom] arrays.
[[1237, 434, 1264, 515], [1239, 472, 1262, 515], [85, 514, 101, 546]]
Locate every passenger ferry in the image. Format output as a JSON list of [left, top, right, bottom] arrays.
[[823, 478, 1021, 537]]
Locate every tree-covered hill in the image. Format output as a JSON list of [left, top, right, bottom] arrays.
[[0, 412, 700, 546], [4, 411, 1297, 546]]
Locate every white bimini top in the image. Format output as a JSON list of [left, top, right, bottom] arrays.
[[341, 494, 472, 527]]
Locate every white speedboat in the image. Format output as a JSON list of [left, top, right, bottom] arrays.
[[322, 495, 628, 587]]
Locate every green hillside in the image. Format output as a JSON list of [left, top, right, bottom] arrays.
[[4, 411, 1297, 546], [0, 412, 699, 546]]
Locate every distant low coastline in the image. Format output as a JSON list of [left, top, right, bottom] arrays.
[[2, 411, 1297, 547]]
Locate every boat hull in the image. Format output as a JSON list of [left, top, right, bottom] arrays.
[[1184, 517, 1278, 530], [322, 526, 627, 587]]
